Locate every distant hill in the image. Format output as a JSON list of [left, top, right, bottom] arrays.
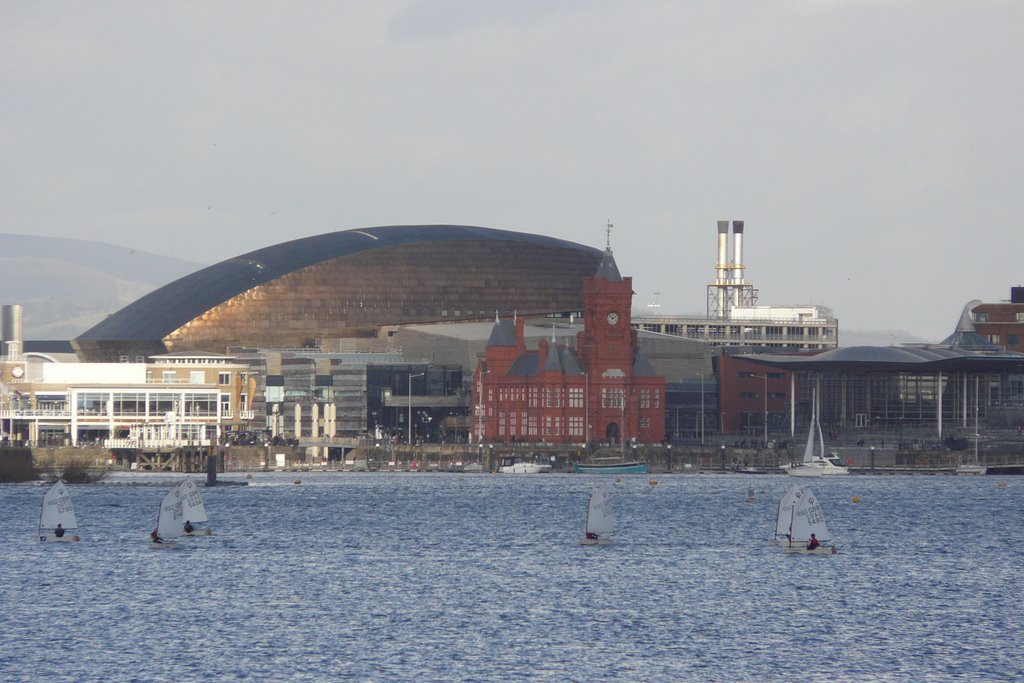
[[839, 329, 932, 347], [0, 234, 205, 341]]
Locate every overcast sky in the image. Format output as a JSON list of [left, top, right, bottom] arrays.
[[3, 0, 1021, 343]]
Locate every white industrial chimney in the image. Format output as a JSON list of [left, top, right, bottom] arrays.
[[1, 304, 23, 360], [731, 220, 745, 308]]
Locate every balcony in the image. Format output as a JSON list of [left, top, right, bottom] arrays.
[[0, 408, 72, 419]]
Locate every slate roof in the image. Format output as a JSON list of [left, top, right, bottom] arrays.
[[595, 248, 622, 281], [739, 345, 1024, 373], [632, 350, 658, 376], [506, 353, 540, 376], [486, 319, 518, 347], [540, 345, 585, 375]]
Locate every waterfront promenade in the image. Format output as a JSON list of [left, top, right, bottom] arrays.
[[12, 438, 1024, 476]]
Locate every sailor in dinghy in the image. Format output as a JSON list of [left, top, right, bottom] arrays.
[[149, 486, 185, 549], [580, 485, 614, 546], [39, 480, 81, 543], [782, 486, 838, 555]]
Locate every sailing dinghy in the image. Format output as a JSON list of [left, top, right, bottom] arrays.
[[782, 486, 837, 554], [39, 480, 81, 542], [150, 486, 185, 549], [177, 478, 213, 536], [580, 485, 614, 546]]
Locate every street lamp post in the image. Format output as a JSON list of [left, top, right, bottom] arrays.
[[476, 369, 489, 445], [698, 372, 706, 446], [408, 371, 425, 446], [752, 374, 768, 446], [619, 386, 626, 460]]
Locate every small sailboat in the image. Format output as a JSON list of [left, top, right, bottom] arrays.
[[150, 486, 185, 549], [580, 485, 614, 546], [177, 478, 213, 535], [39, 480, 81, 542], [781, 486, 837, 554], [787, 389, 848, 477]]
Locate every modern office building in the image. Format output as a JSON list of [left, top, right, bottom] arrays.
[[728, 305, 1024, 441]]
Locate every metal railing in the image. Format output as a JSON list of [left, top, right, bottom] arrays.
[[104, 437, 213, 449]]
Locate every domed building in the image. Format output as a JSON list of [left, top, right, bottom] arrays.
[[73, 225, 602, 362]]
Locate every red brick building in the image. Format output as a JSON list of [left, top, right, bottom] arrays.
[[716, 353, 796, 438], [473, 248, 665, 445], [972, 287, 1024, 352]]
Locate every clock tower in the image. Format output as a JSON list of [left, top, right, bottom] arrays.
[[578, 242, 635, 381], [476, 223, 664, 447]]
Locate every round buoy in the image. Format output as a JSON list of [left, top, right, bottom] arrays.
[[996, 481, 1008, 488], [649, 479, 657, 486], [851, 496, 861, 503], [245, 473, 252, 479], [293, 479, 301, 485]]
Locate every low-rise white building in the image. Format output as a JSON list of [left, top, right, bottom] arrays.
[[1, 350, 255, 447]]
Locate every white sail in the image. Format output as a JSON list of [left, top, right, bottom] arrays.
[[39, 480, 78, 532], [801, 418, 816, 465], [802, 388, 819, 465], [788, 486, 831, 543], [177, 478, 209, 524], [774, 484, 802, 541], [585, 485, 614, 536], [156, 486, 185, 539]]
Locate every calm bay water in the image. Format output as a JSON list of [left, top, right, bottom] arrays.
[[1, 472, 1022, 682]]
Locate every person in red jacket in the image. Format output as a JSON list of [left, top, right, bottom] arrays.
[[807, 533, 820, 551]]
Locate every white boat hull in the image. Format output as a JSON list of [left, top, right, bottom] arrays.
[[787, 467, 824, 477], [783, 544, 838, 555], [39, 534, 80, 543], [498, 463, 549, 474], [580, 537, 612, 546], [786, 463, 848, 477], [956, 465, 987, 476]]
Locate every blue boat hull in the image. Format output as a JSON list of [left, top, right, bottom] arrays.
[[573, 461, 648, 474]]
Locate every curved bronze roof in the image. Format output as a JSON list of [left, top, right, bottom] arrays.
[[75, 225, 602, 350]]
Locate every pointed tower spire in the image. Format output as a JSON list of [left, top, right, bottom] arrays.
[[595, 220, 622, 281]]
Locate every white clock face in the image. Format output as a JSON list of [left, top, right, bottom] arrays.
[[11, 366, 24, 378], [606, 312, 619, 326]]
